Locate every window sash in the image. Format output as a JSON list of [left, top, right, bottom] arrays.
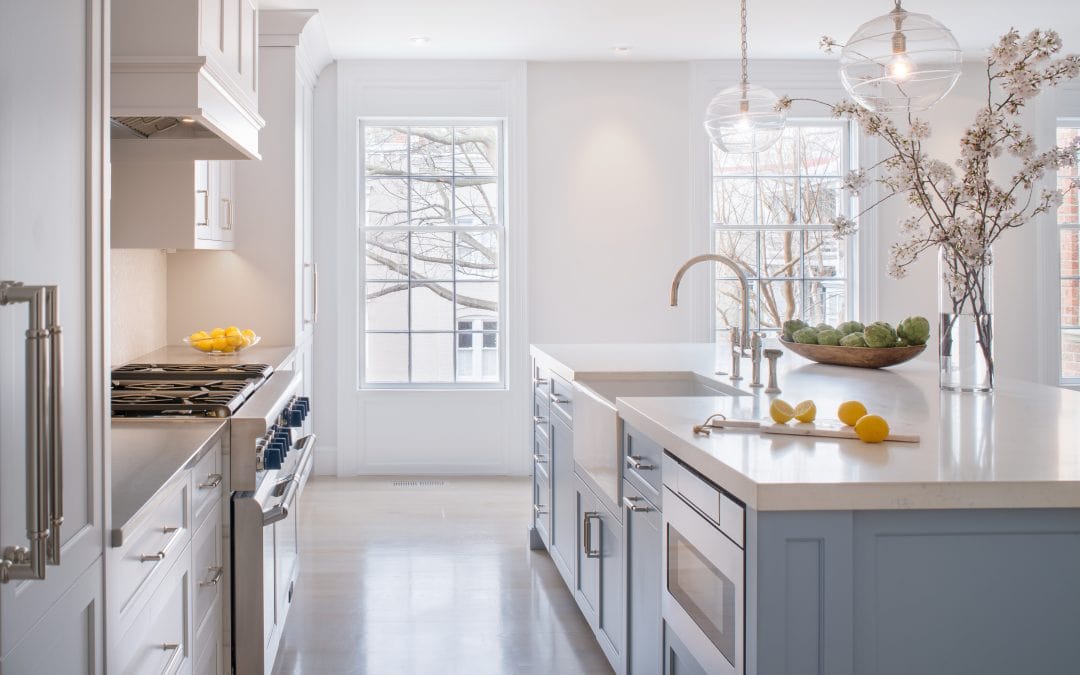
[[361, 121, 506, 387]]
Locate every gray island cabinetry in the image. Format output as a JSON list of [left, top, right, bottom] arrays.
[[530, 343, 1080, 675]]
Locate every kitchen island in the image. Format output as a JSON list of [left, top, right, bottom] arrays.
[[529, 343, 1080, 675]]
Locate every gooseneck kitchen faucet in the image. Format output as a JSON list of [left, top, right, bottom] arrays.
[[669, 254, 759, 380]]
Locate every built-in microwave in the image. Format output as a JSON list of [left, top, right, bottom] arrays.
[[661, 452, 745, 674]]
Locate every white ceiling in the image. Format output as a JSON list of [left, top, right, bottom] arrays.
[[259, 0, 1080, 62]]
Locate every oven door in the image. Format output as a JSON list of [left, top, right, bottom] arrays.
[[662, 485, 744, 675]]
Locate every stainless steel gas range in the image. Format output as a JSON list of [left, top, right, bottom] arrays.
[[111, 362, 316, 674]]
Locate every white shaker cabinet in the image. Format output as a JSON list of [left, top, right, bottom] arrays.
[[111, 159, 236, 250], [0, 0, 107, 672]]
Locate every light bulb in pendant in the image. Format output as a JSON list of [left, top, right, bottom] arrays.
[[735, 114, 753, 132], [888, 52, 914, 81]]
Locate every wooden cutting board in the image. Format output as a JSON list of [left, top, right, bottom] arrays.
[[760, 419, 920, 443], [701, 417, 920, 443]]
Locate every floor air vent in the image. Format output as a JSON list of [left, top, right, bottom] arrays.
[[391, 479, 448, 488]]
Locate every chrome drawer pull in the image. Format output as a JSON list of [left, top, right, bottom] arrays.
[[533, 504, 548, 516], [198, 473, 223, 489], [199, 565, 224, 587], [533, 378, 549, 386], [626, 455, 655, 471], [161, 643, 181, 651], [623, 496, 653, 512], [583, 511, 601, 558], [139, 550, 166, 563], [533, 415, 547, 425], [533, 453, 548, 464], [161, 526, 179, 534], [549, 393, 569, 405]]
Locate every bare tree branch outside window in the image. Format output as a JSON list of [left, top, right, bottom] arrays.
[[712, 123, 854, 335], [362, 125, 503, 384]]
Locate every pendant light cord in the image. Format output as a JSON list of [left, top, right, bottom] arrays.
[[740, 0, 749, 88]]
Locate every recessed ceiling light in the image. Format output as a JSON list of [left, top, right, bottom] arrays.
[[410, 35, 430, 46], [613, 45, 632, 56]]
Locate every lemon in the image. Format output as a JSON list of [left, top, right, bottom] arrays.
[[241, 335, 253, 347], [189, 331, 204, 343], [225, 326, 241, 337], [226, 334, 244, 347], [241, 328, 256, 339], [837, 400, 868, 426], [210, 327, 226, 338], [854, 414, 890, 443], [794, 400, 817, 423], [193, 338, 214, 353], [220, 344, 236, 353], [211, 336, 228, 351], [769, 399, 795, 424]]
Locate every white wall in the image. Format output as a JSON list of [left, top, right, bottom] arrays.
[[528, 62, 696, 343]]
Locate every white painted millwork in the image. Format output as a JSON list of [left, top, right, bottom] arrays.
[[111, 159, 236, 250], [112, 0, 265, 159], [0, 0, 107, 671], [316, 61, 529, 475], [533, 343, 1080, 511]]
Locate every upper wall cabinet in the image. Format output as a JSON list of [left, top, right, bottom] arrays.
[[111, 0, 265, 160], [111, 160, 235, 250]]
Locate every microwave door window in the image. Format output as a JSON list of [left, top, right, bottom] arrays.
[[668, 525, 737, 665]]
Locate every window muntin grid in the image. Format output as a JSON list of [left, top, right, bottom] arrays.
[[361, 123, 504, 386], [711, 121, 856, 338], [1057, 125, 1080, 383]]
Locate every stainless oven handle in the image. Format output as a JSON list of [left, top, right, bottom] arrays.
[[262, 473, 300, 526]]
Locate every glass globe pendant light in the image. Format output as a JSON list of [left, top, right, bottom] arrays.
[[703, 0, 786, 154], [839, 0, 962, 112]]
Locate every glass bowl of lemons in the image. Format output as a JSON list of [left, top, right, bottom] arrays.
[[183, 327, 260, 354]]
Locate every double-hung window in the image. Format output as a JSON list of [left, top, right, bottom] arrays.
[[361, 123, 503, 385], [1058, 123, 1080, 384], [711, 121, 856, 338]]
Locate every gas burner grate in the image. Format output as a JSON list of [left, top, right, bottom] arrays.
[[112, 362, 273, 381]]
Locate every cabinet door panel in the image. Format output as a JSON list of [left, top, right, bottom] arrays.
[[200, 0, 225, 59], [625, 481, 662, 675], [598, 505, 624, 662], [239, 0, 257, 98], [549, 416, 575, 587], [574, 477, 599, 623]]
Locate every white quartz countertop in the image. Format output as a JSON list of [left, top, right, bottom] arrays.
[[531, 343, 1080, 511], [111, 419, 226, 545], [121, 344, 299, 372]]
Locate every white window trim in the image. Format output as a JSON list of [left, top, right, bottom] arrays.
[[359, 119, 507, 389], [1053, 113, 1080, 388], [689, 61, 878, 341]]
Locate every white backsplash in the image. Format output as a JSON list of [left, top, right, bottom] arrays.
[[111, 249, 168, 365]]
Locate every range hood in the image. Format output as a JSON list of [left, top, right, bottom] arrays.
[[112, 0, 265, 160]]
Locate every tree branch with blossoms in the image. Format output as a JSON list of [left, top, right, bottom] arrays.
[[778, 29, 1080, 384]]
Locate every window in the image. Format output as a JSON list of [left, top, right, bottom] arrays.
[[711, 122, 856, 338], [1058, 124, 1080, 383], [362, 123, 503, 385]]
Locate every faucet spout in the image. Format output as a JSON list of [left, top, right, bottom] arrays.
[[669, 253, 752, 351]]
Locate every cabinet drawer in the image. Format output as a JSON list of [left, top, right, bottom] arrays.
[[192, 501, 224, 635], [113, 477, 190, 622], [533, 436, 551, 478], [191, 439, 223, 531], [550, 375, 574, 424], [113, 542, 192, 675], [533, 464, 551, 549], [666, 454, 744, 548], [533, 363, 552, 401], [624, 424, 663, 505]]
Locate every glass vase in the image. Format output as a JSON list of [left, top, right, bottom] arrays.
[[938, 247, 994, 392]]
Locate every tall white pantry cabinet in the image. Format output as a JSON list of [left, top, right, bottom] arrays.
[[0, 1, 109, 673]]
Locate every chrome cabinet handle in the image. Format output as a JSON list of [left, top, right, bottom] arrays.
[[196, 189, 209, 227], [533, 415, 547, 425], [1, 282, 63, 583], [161, 643, 181, 651], [583, 511, 601, 558], [222, 198, 233, 230], [199, 565, 224, 587], [623, 496, 653, 512], [549, 393, 568, 405], [533, 377, 549, 387], [162, 526, 179, 534], [533, 504, 548, 516], [198, 473, 223, 490], [139, 550, 167, 563], [532, 453, 548, 464], [626, 455, 655, 471]]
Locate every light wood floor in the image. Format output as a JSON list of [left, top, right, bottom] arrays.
[[271, 476, 614, 675]]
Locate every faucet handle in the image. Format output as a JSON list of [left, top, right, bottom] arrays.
[[763, 348, 782, 394]]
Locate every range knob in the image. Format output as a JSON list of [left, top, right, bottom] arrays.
[[263, 445, 283, 471], [286, 406, 304, 428], [274, 430, 292, 456], [296, 397, 311, 418]]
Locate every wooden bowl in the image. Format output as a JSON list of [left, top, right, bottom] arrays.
[[778, 336, 927, 369]]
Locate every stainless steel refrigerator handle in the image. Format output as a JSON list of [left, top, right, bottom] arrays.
[[262, 473, 300, 526], [45, 285, 63, 565], [0, 281, 55, 583]]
